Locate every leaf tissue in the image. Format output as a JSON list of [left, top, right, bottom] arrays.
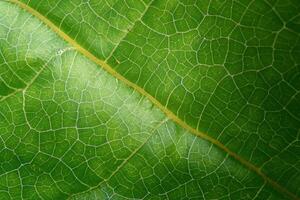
[[0, 0, 299, 199]]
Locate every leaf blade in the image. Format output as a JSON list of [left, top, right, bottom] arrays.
[[0, 0, 300, 199]]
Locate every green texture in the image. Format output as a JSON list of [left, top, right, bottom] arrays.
[[0, 0, 300, 199]]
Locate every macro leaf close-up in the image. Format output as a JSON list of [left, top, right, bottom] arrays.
[[0, 0, 300, 199]]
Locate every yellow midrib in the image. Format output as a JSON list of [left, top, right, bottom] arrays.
[[8, 1, 299, 199]]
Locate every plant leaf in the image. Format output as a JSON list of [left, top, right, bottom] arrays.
[[0, 0, 299, 199]]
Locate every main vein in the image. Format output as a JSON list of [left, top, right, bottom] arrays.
[[8, 0, 299, 199]]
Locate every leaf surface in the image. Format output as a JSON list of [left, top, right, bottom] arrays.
[[0, 0, 299, 199]]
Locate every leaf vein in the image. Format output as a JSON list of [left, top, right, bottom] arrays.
[[8, 1, 299, 199]]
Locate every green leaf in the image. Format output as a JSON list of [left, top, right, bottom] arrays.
[[0, 0, 299, 199]]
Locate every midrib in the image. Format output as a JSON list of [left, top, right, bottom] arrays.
[[8, 0, 298, 199]]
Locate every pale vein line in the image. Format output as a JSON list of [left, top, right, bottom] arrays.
[[0, 47, 74, 102], [7, 1, 300, 200], [68, 117, 169, 199], [105, 0, 155, 61]]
